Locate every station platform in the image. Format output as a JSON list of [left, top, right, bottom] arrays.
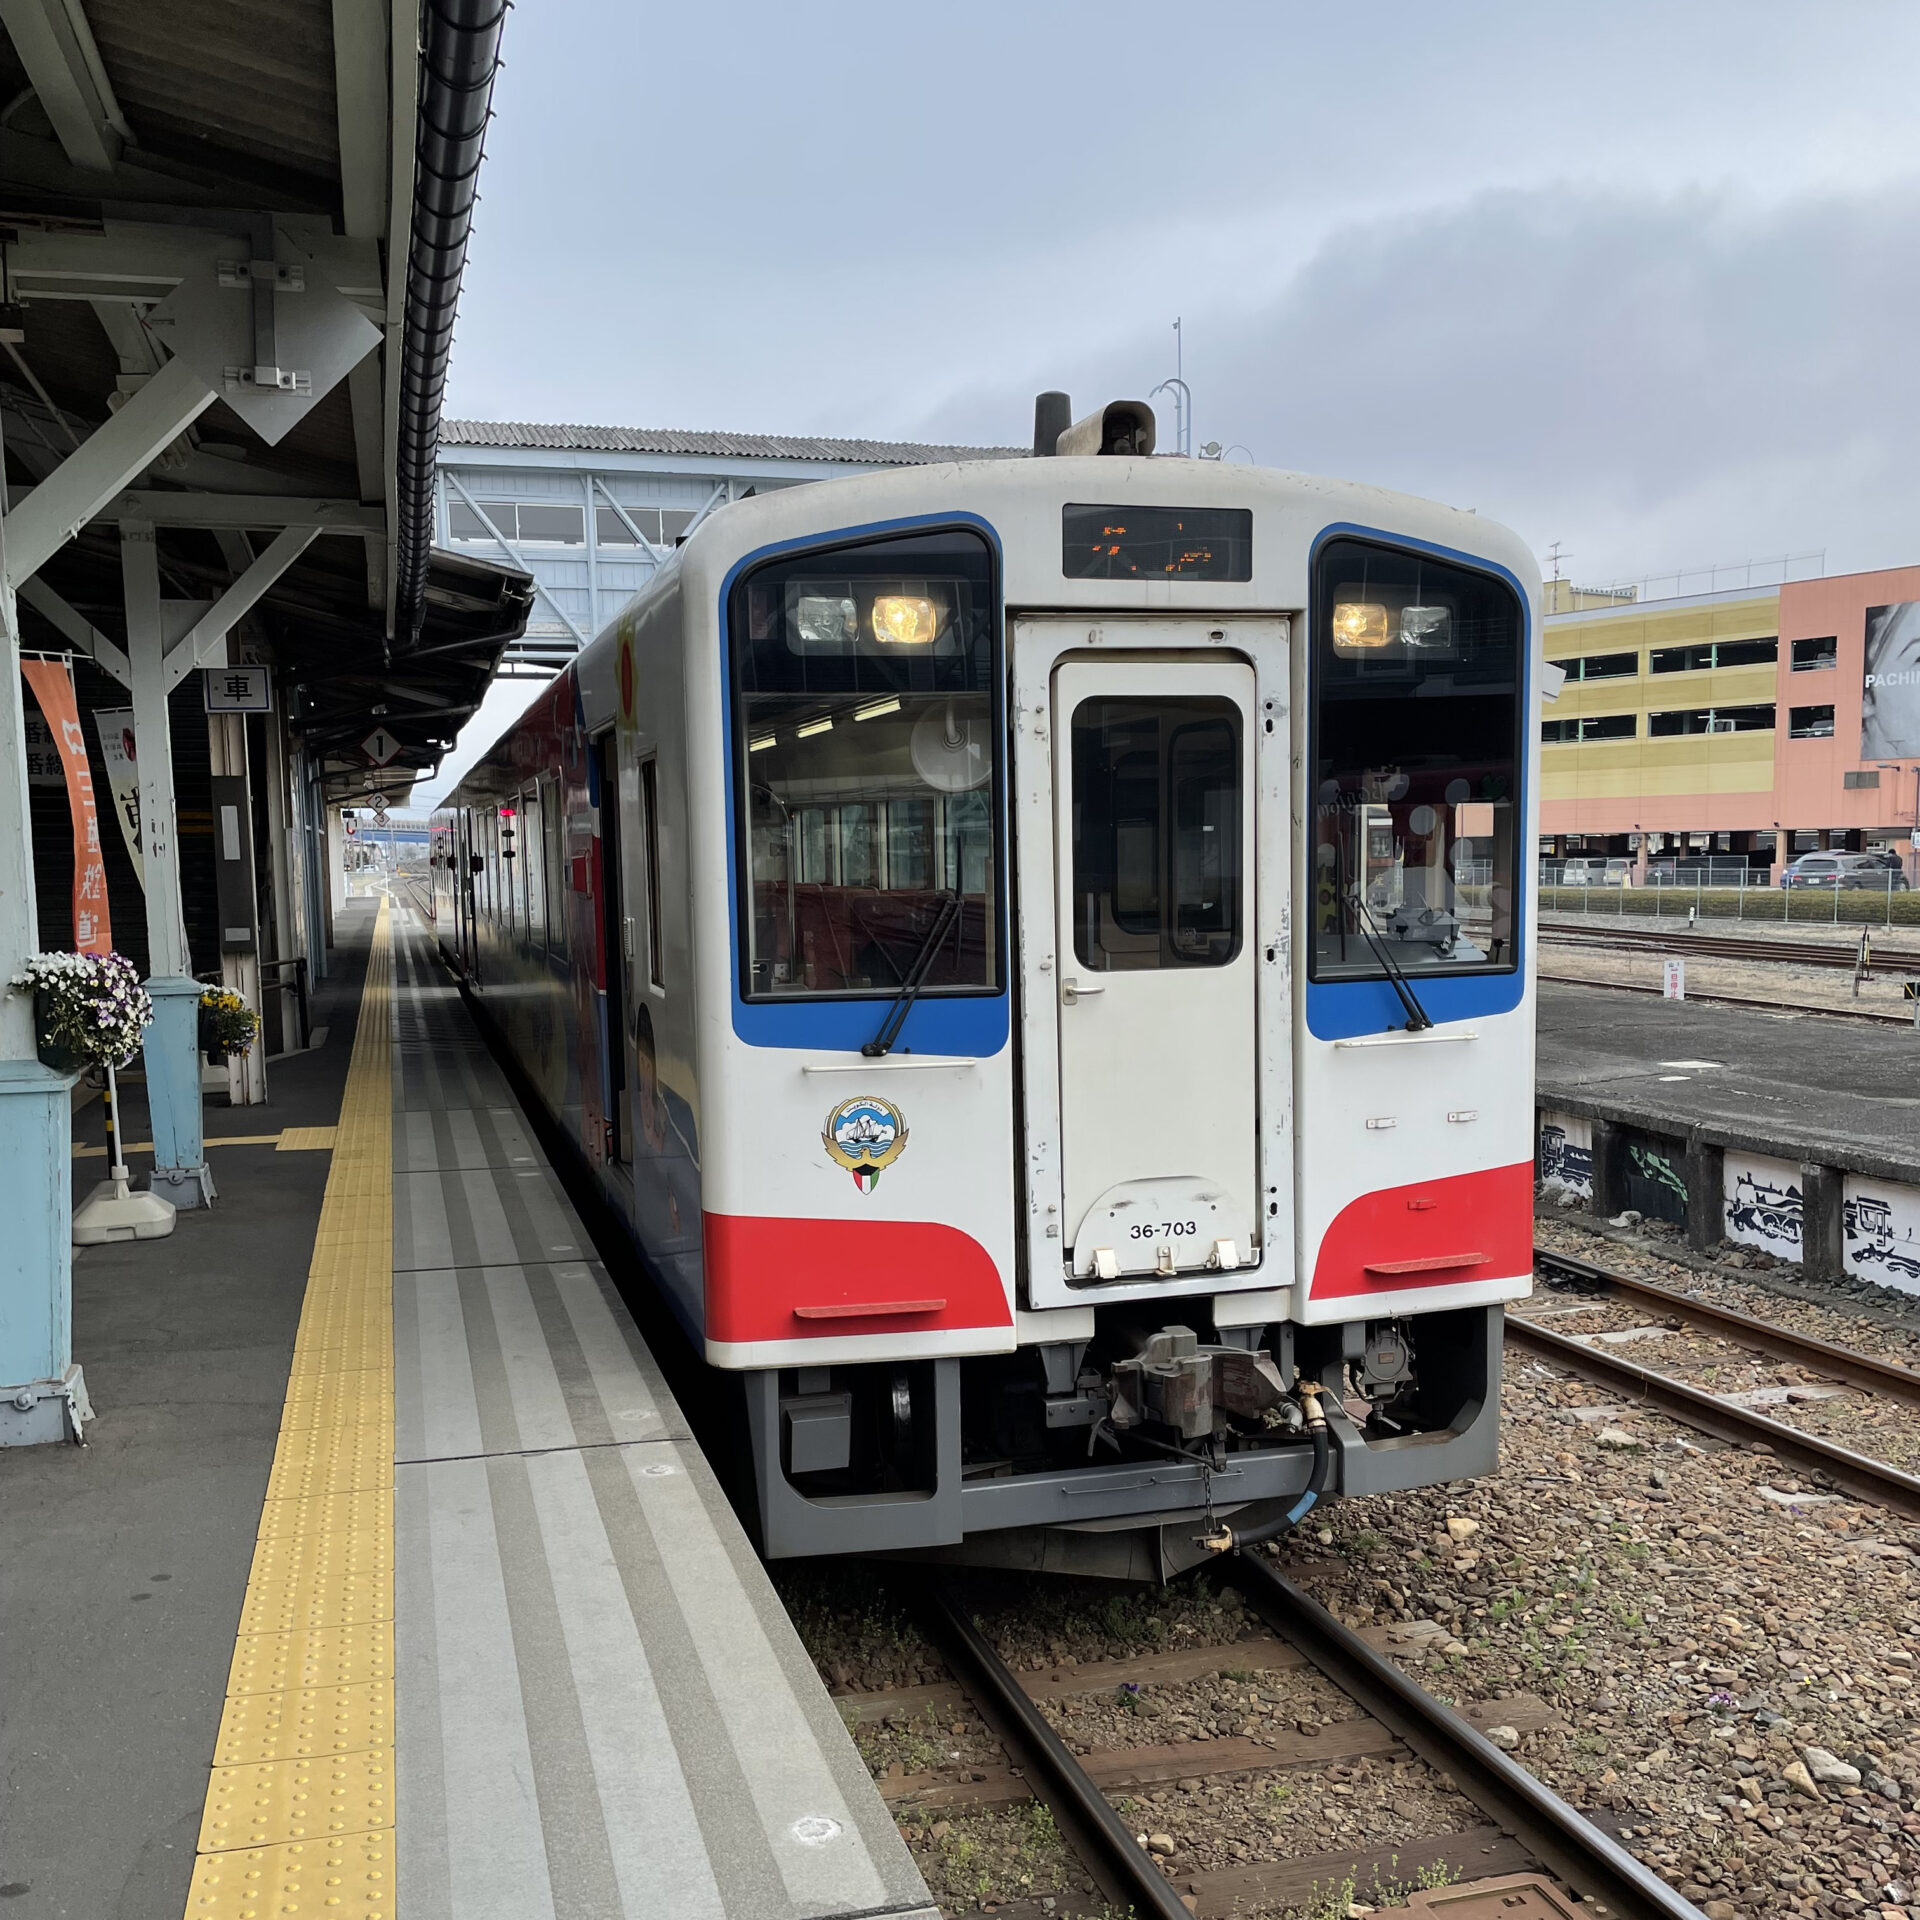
[[1538, 976, 1920, 1181], [0, 897, 935, 1920]]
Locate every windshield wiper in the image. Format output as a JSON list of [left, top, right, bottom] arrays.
[[863, 892, 963, 1057], [1352, 896, 1434, 1032]]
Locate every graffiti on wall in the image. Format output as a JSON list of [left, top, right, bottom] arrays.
[[1538, 1111, 1594, 1197], [1623, 1134, 1688, 1226], [1722, 1152, 1804, 1257], [1844, 1177, 1920, 1297]]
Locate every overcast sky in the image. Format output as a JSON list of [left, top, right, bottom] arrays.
[[416, 2, 1920, 805]]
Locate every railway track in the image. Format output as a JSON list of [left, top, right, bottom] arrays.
[[1536, 969, 1915, 1024], [1543, 920, 1920, 971], [847, 1570, 1705, 1919], [1515, 1243, 1920, 1519]]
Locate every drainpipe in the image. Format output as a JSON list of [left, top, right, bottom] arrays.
[[394, 0, 509, 644]]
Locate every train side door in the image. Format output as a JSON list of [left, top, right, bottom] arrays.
[[1051, 656, 1260, 1281]]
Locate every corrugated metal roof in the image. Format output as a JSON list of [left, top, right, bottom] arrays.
[[442, 419, 1027, 466]]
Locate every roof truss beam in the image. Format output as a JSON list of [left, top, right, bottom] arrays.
[[168, 524, 320, 691], [6, 488, 380, 533], [0, 0, 127, 173], [0, 357, 217, 588]]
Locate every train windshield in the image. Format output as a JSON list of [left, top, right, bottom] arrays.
[[1310, 537, 1522, 982], [731, 527, 1000, 999]]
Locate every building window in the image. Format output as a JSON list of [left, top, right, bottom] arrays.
[[597, 506, 696, 547], [515, 504, 585, 545], [1542, 713, 1637, 743], [1789, 705, 1836, 739], [1792, 636, 1838, 671], [447, 499, 585, 545], [1844, 770, 1881, 790], [1648, 704, 1776, 736], [1649, 638, 1778, 673], [1555, 650, 1638, 681]]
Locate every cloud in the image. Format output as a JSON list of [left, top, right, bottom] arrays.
[[916, 178, 1920, 583]]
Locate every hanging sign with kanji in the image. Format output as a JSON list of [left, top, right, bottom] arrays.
[[21, 656, 112, 954], [202, 665, 272, 713]]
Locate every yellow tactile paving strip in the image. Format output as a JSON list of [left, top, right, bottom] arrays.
[[186, 902, 396, 1919]]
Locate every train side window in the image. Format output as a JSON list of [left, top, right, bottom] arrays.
[[1071, 697, 1243, 971], [729, 525, 1001, 1000], [640, 757, 664, 990], [520, 788, 546, 945], [541, 775, 567, 956]]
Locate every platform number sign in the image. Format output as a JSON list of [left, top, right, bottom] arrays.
[[362, 726, 402, 767], [203, 666, 271, 713]]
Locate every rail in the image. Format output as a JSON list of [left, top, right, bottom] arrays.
[[1506, 1312, 1920, 1520], [1223, 1556, 1708, 1920], [1533, 1243, 1920, 1406], [915, 1576, 1193, 1919], [1544, 921, 1920, 972], [900, 1564, 1710, 1920], [1537, 970, 1914, 1024]]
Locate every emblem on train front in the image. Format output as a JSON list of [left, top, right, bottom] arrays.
[[822, 1096, 908, 1194]]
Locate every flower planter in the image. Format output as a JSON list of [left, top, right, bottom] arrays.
[[33, 991, 84, 1074]]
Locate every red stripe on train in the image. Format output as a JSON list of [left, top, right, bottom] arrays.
[[703, 1212, 1011, 1342], [1309, 1163, 1533, 1300]]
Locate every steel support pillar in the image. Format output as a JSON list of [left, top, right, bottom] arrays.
[[209, 712, 267, 1104], [0, 413, 86, 1444], [122, 521, 212, 1207]]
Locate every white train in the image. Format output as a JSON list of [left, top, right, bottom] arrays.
[[431, 398, 1539, 1577]]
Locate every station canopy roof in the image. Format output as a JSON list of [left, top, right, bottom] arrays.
[[0, 0, 532, 806]]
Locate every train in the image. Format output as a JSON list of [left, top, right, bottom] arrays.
[[429, 396, 1540, 1579]]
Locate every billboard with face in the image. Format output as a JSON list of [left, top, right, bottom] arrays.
[[1863, 603, 1920, 756]]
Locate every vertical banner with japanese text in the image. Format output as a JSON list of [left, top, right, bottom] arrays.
[[92, 708, 144, 888], [20, 656, 112, 954]]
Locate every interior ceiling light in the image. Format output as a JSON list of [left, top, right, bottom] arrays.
[[853, 696, 902, 722], [795, 716, 834, 738]]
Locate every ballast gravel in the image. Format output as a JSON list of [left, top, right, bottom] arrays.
[[778, 1220, 1920, 1916]]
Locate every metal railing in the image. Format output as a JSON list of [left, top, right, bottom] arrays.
[[259, 957, 311, 1052]]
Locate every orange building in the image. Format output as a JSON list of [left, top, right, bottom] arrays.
[[1540, 564, 1920, 875]]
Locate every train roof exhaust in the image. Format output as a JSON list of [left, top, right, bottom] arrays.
[[1032, 391, 1071, 457], [1032, 393, 1156, 457]]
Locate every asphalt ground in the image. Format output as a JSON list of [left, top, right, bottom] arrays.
[[0, 904, 374, 1920], [1538, 976, 1920, 1175]]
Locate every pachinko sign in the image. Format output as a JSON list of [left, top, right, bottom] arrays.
[[20, 656, 111, 954]]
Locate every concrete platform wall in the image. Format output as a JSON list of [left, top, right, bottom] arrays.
[[1537, 1100, 1920, 1298]]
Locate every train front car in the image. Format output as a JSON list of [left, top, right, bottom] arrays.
[[441, 433, 1540, 1578], [662, 443, 1538, 1578]]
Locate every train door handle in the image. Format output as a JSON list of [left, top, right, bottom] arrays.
[[1061, 976, 1104, 1004], [622, 915, 635, 961]]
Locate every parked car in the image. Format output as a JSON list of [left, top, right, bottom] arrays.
[[1780, 852, 1911, 890], [1566, 857, 1634, 887]]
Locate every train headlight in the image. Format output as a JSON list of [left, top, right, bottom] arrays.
[[1400, 605, 1453, 650], [1331, 601, 1390, 652], [871, 595, 940, 645], [794, 594, 856, 648]]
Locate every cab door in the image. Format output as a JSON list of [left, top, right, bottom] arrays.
[[1051, 656, 1259, 1281]]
